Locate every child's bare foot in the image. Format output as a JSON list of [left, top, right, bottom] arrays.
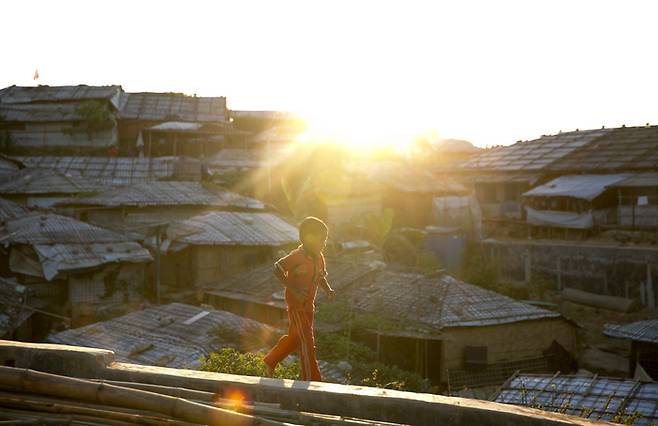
[[265, 362, 275, 378]]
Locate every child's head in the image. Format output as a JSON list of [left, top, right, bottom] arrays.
[[299, 216, 328, 256]]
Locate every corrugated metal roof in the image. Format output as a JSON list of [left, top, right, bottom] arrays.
[[522, 174, 630, 201], [209, 147, 291, 169], [0, 156, 20, 179], [0, 103, 94, 122], [206, 258, 380, 309], [0, 197, 29, 223], [57, 181, 265, 209], [550, 126, 658, 172], [167, 211, 298, 247], [495, 373, 658, 426], [347, 271, 561, 332], [0, 213, 132, 244], [609, 173, 658, 188], [391, 173, 467, 194], [461, 126, 658, 173], [460, 129, 611, 172], [48, 302, 275, 369], [35, 242, 152, 280], [604, 319, 658, 344], [0, 167, 107, 195], [148, 121, 203, 131], [0, 85, 122, 108], [119, 92, 227, 122], [14, 156, 201, 186]]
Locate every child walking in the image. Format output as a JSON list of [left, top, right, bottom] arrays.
[[263, 217, 335, 381]]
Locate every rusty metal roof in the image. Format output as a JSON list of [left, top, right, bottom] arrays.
[[0, 85, 123, 108], [167, 211, 298, 247], [0, 213, 132, 244], [495, 372, 658, 426], [15, 156, 201, 186], [348, 271, 561, 332], [48, 302, 275, 369], [461, 129, 609, 172], [0, 197, 29, 223], [34, 242, 152, 280], [461, 126, 658, 173], [0, 167, 106, 195], [119, 92, 227, 122], [604, 319, 658, 344], [56, 181, 264, 209]]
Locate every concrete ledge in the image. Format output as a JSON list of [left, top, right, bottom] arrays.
[[0, 340, 611, 425], [0, 340, 114, 378]]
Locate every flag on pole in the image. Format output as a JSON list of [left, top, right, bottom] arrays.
[[33, 69, 39, 81]]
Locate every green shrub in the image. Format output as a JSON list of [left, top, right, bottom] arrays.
[[198, 348, 299, 380]]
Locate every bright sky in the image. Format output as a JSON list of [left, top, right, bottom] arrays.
[[2, 0, 658, 148]]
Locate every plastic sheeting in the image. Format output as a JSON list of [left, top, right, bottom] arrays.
[[526, 206, 594, 229], [523, 174, 629, 201]]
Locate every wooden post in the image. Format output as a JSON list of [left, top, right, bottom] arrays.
[[524, 250, 531, 285], [148, 131, 152, 158], [556, 258, 562, 291], [155, 230, 161, 305], [647, 263, 655, 309]]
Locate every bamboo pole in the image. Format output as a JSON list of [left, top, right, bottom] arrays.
[[0, 367, 282, 426], [0, 393, 198, 426]]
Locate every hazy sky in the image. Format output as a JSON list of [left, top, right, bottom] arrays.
[[2, 0, 658, 147]]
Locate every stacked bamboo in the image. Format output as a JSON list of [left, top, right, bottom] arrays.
[[0, 366, 281, 426], [0, 367, 403, 425]]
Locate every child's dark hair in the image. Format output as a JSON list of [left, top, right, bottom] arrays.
[[299, 216, 328, 240]]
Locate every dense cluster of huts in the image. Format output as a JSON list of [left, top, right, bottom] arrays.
[[1, 84, 657, 423]]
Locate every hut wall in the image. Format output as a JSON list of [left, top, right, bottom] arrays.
[[8, 122, 118, 153], [190, 246, 274, 287], [484, 239, 658, 307], [327, 194, 382, 228], [440, 318, 576, 382], [68, 263, 145, 326]]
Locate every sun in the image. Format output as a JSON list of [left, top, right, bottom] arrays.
[[294, 105, 425, 155]]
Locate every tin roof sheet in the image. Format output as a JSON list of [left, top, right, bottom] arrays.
[[495, 373, 658, 426], [604, 319, 658, 344], [48, 303, 274, 369]]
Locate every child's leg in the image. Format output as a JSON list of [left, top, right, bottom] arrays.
[[293, 309, 322, 382], [263, 309, 301, 371]]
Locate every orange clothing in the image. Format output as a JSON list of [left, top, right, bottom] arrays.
[[264, 245, 326, 381], [275, 245, 327, 312], [263, 308, 321, 381]]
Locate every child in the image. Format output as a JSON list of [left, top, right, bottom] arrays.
[[263, 216, 335, 381]]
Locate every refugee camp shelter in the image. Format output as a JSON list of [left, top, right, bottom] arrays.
[[0, 197, 29, 224], [0, 155, 21, 180], [0, 276, 40, 340], [344, 271, 577, 387], [15, 155, 202, 186], [495, 373, 658, 426], [118, 92, 229, 154], [384, 172, 468, 228], [48, 302, 275, 369], [0, 85, 123, 154], [458, 125, 658, 225], [521, 174, 629, 231], [0, 167, 106, 208], [0, 213, 152, 326], [141, 121, 230, 157], [604, 319, 658, 380], [56, 181, 264, 233], [161, 211, 299, 289], [609, 173, 658, 229], [205, 258, 381, 325]]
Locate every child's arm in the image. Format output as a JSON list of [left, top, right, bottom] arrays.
[[319, 276, 335, 300], [273, 260, 307, 300]]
